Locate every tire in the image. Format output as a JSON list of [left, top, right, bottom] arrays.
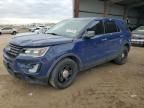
[[113, 46, 129, 65], [49, 58, 78, 89], [0, 32, 1, 35], [12, 31, 16, 35]]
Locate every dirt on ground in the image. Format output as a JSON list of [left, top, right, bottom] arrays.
[[0, 34, 144, 108]]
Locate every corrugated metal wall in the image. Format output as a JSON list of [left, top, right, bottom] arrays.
[[78, 0, 139, 27], [79, 0, 104, 17]]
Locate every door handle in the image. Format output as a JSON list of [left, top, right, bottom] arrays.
[[101, 38, 107, 41]]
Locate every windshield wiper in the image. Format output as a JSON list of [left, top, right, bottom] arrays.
[[47, 32, 60, 36]]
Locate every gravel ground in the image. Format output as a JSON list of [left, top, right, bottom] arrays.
[[0, 34, 144, 108]]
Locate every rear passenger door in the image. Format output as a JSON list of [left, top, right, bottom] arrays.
[[103, 20, 122, 59]]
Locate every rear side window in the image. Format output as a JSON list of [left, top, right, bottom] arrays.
[[2, 28, 11, 30], [104, 21, 118, 33], [87, 21, 104, 35]]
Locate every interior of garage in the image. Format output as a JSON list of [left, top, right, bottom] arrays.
[[74, 0, 144, 30]]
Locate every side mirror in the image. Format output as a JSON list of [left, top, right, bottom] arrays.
[[83, 31, 95, 39]]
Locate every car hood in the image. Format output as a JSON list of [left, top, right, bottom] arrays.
[[10, 33, 73, 47]]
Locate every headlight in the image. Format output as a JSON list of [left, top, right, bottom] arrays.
[[20, 47, 49, 57]]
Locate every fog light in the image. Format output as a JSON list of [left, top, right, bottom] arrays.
[[17, 63, 40, 74], [28, 64, 40, 73]]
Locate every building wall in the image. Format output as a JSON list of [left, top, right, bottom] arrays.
[[127, 9, 139, 27], [78, 0, 139, 27], [139, 13, 144, 25], [79, 0, 104, 17], [140, 20, 144, 25]]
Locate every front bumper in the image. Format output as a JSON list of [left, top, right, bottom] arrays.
[[3, 52, 54, 84], [3, 61, 47, 84], [131, 39, 144, 46]]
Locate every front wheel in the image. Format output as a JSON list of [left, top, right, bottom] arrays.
[[49, 58, 78, 89], [113, 47, 129, 65]]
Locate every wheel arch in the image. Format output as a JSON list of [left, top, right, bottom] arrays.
[[47, 53, 82, 79], [66, 55, 81, 70], [13, 31, 17, 33], [124, 43, 130, 52]]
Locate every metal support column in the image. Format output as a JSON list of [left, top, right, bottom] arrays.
[[74, 0, 80, 17], [104, 0, 110, 17], [123, 6, 128, 20]]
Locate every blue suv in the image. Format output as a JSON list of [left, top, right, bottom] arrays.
[[3, 18, 131, 89]]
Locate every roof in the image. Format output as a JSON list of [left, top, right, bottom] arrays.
[[71, 17, 124, 22]]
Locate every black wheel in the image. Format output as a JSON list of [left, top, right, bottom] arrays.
[[49, 58, 78, 89], [12, 31, 16, 35], [0, 32, 1, 35], [113, 46, 129, 65]]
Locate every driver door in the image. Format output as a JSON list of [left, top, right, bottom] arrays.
[[76, 20, 107, 68]]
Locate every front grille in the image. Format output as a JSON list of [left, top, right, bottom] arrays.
[[6, 44, 23, 58]]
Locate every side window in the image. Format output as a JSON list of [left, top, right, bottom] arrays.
[[87, 21, 104, 35], [104, 21, 118, 33], [7, 28, 11, 30], [35, 28, 39, 30], [2, 28, 8, 30], [2, 28, 11, 30], [117, 25, 120, 32]]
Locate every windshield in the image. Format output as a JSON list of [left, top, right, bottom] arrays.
[[133, 26, 144, 34], [46, 19, 91, 38]]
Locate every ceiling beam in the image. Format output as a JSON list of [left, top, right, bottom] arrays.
[[128, 2, 144, 8], [109, 0, 124, 3]]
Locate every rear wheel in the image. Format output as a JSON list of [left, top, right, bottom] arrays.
[[12, 31, 16, 35], [0, 32, 1, 35], [113, 46, 128, 65], [49, 58, 78, 89]]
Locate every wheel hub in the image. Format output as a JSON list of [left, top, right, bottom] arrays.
[[62, 69, 69, 78]]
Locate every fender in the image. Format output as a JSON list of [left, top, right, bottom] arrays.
[[46, 53, 82, 79], [122, 39, 131, 51]]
